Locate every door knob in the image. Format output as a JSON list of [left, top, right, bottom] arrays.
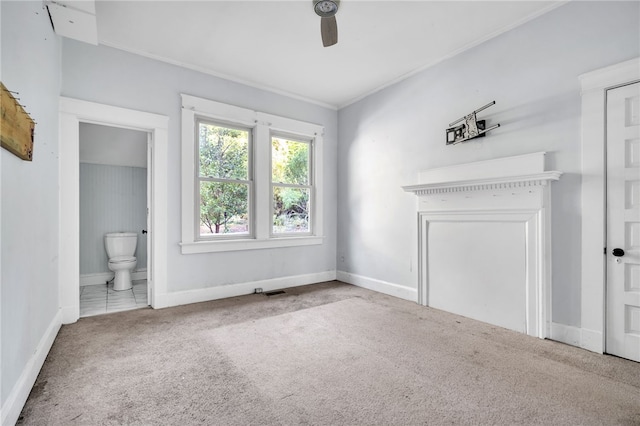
[[612, 248, 625, 257], [142, 230, 148, 234]]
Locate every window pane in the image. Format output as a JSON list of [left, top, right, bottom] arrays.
[[200, 181, 249, 236], [199, 122, 249, 180], [273, 186, 310, 233], [272, 137, 309, 185]]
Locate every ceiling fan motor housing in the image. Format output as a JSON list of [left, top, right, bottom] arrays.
[[314, 0, 339, 18]]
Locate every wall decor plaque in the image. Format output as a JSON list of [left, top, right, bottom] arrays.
[[1, 82, 35, 161]]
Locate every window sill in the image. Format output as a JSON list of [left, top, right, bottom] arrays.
[[180, 236, 324, 254]]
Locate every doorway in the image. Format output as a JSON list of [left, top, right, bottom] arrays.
[[78, 123, 150, 317], [606, 81, 640, 362], [579, 58, 639, 356], [59, 97, 169, 324]]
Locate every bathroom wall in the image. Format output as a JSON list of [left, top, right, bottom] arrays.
[[79, 164, 147, 277], [79, 123, 148, 283]]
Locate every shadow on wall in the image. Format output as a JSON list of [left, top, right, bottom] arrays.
[[488, 92, 579, 144]]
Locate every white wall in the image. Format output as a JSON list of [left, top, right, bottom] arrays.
[[1, 1, 61, 424], [337, 1, 640, 328], [79, 123, 148, 168], [61, 40, 338, 294]]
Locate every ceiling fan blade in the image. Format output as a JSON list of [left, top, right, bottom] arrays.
[[321, 16, 338, 47]]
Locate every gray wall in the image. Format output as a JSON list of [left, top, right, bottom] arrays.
[[80, 164, 148, 275], [337, 1, 640, 328], [80, 122, 148, 168], [1, 0, 60, 411], [62, 39, 338, 292]]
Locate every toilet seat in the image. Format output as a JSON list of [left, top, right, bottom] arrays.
[[109, 256, 136, 264]]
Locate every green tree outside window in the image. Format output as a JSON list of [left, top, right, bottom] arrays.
[[272, 136, 311, 234], [198, 122, 250, 235]]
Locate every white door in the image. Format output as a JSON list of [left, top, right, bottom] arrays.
[[146, 134, 153, 305], [606, 81, 640, 362]]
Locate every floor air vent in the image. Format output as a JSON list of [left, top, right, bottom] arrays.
[[264, 290, 286, 297]]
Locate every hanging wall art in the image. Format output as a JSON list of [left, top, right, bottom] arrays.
[[1, 82, 35, 161]]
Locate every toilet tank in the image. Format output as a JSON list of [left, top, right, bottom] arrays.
[[104, 232, 138, 258]]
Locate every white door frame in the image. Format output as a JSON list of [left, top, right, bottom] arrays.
[[59, 97, 168, 324], [580, 57, 640, 353]]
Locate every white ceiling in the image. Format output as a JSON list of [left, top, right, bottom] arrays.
[[84, 1, 566, 109]]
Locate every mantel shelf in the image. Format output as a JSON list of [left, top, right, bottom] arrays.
[[402, 171, 562, 196]]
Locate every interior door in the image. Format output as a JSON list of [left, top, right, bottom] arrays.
[[606, 81, 640, 362], [146, 133, 153, 306]]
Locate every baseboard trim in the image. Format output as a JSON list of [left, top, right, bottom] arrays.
[[154, 271, 337, 309], [60, 303, 79, 325], [336, 271, 417, 302], [580, 328, 604, 354], [80, 272, 112, 286], [550, 322, 581, 347], [1, 310, 62, 426], [80, 270, 147, 286], [549, 322, 604, 354]]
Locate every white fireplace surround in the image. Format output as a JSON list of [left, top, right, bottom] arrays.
[[403, 152, 561, 338]]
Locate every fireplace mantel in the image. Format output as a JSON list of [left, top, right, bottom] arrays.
[[402, 171, 562, 196], [403, 151, 561, 195], [403, 152, 562, 338]]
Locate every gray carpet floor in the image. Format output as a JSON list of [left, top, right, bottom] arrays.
[[18, 281, 640, 425]]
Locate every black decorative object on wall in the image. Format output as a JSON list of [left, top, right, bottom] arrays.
[[446, 101, 500, 145]]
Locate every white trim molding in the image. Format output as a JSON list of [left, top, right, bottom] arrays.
[[1, 311, 61, 426], [155, 271, 336, 308], [404, 152, 561, 339], [336, 271, 418, 302], [180, 94, 325, 254], [579, 57, 640, 354], [59, 97, 169, 323], [550, 322, 582, 347], [403, 171, 562, 196], [180, 236, 325, 255], [80, 270, 148, 286], [550, 322, 604, 354]]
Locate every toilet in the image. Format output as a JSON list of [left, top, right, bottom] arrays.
[[104, 232, 138, 291]]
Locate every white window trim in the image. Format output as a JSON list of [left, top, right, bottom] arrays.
[[180, 94, 324, 254]]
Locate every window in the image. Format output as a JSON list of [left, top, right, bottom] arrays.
[[181, 95, 324, 254], [271, 135, 312, 235], [197, 120, 252, 238]]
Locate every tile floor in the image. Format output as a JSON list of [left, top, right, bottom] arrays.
[[80, 280, 148, 317]]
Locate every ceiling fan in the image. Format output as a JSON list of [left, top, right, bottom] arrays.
[[314, 0, 339, 47]]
